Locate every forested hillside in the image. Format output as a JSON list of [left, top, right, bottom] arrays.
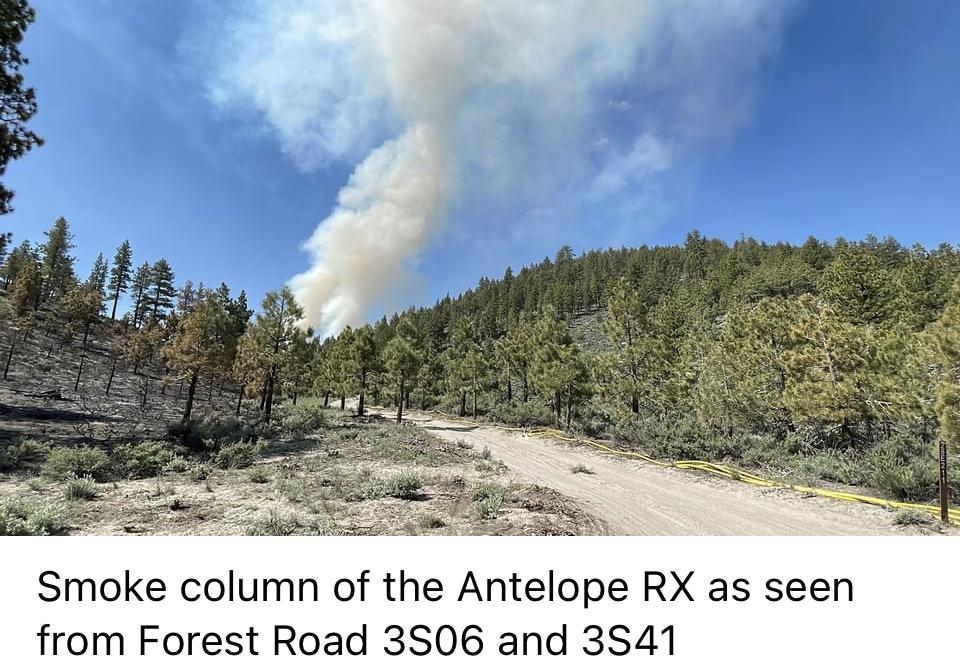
[[3, 222, 960, 506]]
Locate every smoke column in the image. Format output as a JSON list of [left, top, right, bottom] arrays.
[[203, 0, 797, 335]]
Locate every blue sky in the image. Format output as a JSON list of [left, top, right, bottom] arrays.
[[4, 1, 960, 321]]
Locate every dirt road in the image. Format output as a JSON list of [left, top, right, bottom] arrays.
[[394, 412, 913, 536]]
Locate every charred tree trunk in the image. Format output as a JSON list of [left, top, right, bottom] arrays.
[[631, 394, 639, 414], [2, 336, 16, 381], [323, 391, 330, 408], [236, 383, 245, 416], [183, 369, 199, 422], [358, 369, 367, 416], [263, 371, 276, 423], [259, 376, 268, 411], [396, 375, 405, 424], [459, 392, 466, 417], [340, 395, 346, 410], [522, 374, 529, 403], [105, 355, 118, 396], [74, 352, 86, 392]]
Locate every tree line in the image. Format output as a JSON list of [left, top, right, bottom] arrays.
[[4, 223, 960, 455]]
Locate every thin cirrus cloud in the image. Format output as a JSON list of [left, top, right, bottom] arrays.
[[192, 0, 798, 336]]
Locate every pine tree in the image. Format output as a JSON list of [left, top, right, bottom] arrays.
[[0, 231, 10, 265], [529, 307, 593, 429], [129, 262, 150, 328], [931, 277, 960, 449], [782, 295, 879, 438], [444, 320, 486, 417], [177, 280, 197, 315], [2, 249, 40, 380], [601, 277, 659, 415], [1, 238, 30, 287], [40, 216, 76, 300], [123, 325, 161, 375], [235, 287, 304, 422], [62, 283, 103, 348], [162, 294, 231, 422], [383, 314, 422, 423], [107, 240, 132, 320], [148, 259, 176, 321], [820, 248, 894, 326], [350, 325, 379, 416], [497, 318, 533, 403], [695, 298, 796, 433], [281, 327, 315, 405], [85, 252, 108, 298], [0, 0, 43, 215]]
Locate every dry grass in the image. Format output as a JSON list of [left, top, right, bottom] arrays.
[[0, 410, 600, 536]]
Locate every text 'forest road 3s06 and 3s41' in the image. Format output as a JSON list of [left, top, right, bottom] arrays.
[[29, 567, 855, 659]]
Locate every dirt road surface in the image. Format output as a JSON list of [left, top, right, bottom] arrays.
[[387, 411, 915, 536]]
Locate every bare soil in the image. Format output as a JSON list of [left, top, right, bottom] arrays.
[[0, 410, 604, 535], [388, 411, 952, 536]]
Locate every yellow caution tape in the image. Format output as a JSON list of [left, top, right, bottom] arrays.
[[432, 412, 959, 525]]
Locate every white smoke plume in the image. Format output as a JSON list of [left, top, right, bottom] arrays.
[[201, 0, 797, 335]]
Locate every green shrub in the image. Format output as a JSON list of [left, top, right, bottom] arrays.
[[168, 416, 258, 452], [355, 470, 423, 500], [484, 401, 554, 427], [472, 482, 507, 520], [613, 416, 742, 462], [246, 512, 299, 536], [475, 459, 507, 476], [213, 438, 267, 469], [165, 455, 188, 473], [893, 508, 937, 527], [0, 438, 50, 471], [42, 447, 111, 482], [738, 434, 798, 469], [0, 498, 64, 535], [382, 471, 423, 499], [188, 462, 211, 482], [277, 478, 305, 503], [64, 475, 97, 501], [277, 404, 327, 438], [865, 435, 939, 501], [115, 441, 177, 479], [247, 466, 270, 484], [418, 515, 446, 529], [794, 451, 867, 486]]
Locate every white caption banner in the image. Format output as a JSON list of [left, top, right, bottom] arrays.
[[2, 536, 956, 663]]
